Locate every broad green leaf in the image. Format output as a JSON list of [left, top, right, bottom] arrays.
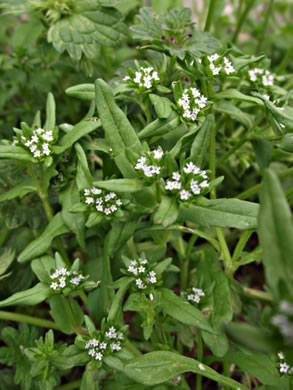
[[81, 364, 100, 390], [179, 198, 259, 230], [0, 248, 15, 276], [104, 219, 138, 257], [31, 256, 55, 284], [232, 55, 265, 71], [66, 84, 95, 101], [124, 351, 248, 389], [138, 113, 181, 141], [149, 94, 172, 119], [59, 181, 86, 248], [43, 93, 56, 131], [0, 145, 32, 161], [18, 213, 70, 263], [214, 102, 253, 128], [278, 133, 293, 153], [225, 352, 289, 389], [0, 179, 36, 202], [93, 179, 144, 193], [49, 295, 84, 335], [190, 114, 214, 166], [0, 283, 49, 308], [54, 119, 101, 154], [258, 169, 293, 300], [48, 6, 125, 60], [153, 196, 179, 227], [95, 79, 143, 178], [214, 89, 263, 105], [251, 138, 272, 172], [159, 288, 214, 333]]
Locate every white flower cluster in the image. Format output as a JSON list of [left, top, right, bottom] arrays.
[[207, 54, 235, 76], [181, 287, 205, 304], [85, 326, 124, 362], [177, 88, 207, 121], [15, 128, 54, 159], [278, 352, 293, 375], [248, 68, 274, 87], [135, 149, 163, 178], [49, 267, 84, 291], [165, 162, 209, 201], [123, 66, 159, 89], [127, 258, 158, 290], [83, 187, 122, 216]]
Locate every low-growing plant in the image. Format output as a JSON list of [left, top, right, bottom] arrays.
[[0, 1, 293, 389]]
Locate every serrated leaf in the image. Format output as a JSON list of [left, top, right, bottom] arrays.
[[124, 351, 248, 389], [179, 198, 259, 230], [18, 213, 70, 263]]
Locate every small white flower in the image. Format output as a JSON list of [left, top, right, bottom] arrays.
[[139, 258, 148, 265], [84, 189, 90, 196], [96, 205, 103, 212], [138, 266, 145, 273], [153, 149, 163, 160], [200, 180, 209, 188], [33, 150, 41, 158], [95, 352, 103, 360], [180, 190, 191, 200], [85, 197, 94, 204], [31, 135, 38, 143], [280, 362, 290, 373], [278, 352, 285, 360], [91, 187, 102, 195], [88, 349, 96, 357], [123, 75, 130, 81], [100, 342, 107, 349], [172, 172, 181, 181], [50, 282, 58, 290]]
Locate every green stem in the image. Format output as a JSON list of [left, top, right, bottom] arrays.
[[177, 235, 188, 290], [216, 227, 233, 278], [243, 287, 273, 303], [196, 329, 203, 390], [0, 310, 59, 329], [232, 0, 255, 44], [127, 237, 137, 259], [231, 230, 254, 264], [0, 226, 9, 247], [256, 0, 274, 53], [277, 45, 293, 74], [125, 339, 142, 356], [204, 0, 217, 32], [237, 167, 293, 200], [55, 381, 81, 390], [223, 361, 230, 390], [209, 122, 217, 198]]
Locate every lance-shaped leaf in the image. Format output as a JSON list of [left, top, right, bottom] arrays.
[[49, 295, 84, 335], [48, 5, 126, 61], [54, 119, 101, 155], [258, 169, 293, 299], [153, 196, 179, 227], [59, 181, 86, 248], [0, 179, 36, 202], [18, 213, 70, 263], [0, 145, 32, 161], [0, 283, 50, 308], [95, 79, 143, 178], [138, 113, 181, 141], [179, 198, 259, 230], [159, 288, 214, 333], [214, 89, 263, 105], [124, 351, 248, 389], [44, 93, 56, 131], [214, 102, 253, 128], [93, 179, 144, 193], [66, 84, 95, 101], [190, 114, 214, 166]]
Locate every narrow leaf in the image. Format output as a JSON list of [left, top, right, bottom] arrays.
[[0, 283, 49, 308]]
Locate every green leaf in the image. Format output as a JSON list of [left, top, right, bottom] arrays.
[[190, 114, 214, 166], [54, 119, 101, 154], [0, 248, 15, 276], [75, 142, 93, 190], [258, 169, 293, 299], [49, 295, 84, 335], [85, 213, 103, 228], [214, 102, 253, 128], [59, 181, 86, 248], [104, 219, 138, 257], [251, 138, 272, 172], [66, 84, 95, 101], [153, 196, 179, 227], [18, 213, 70, 263], [159, 288, 214, 333], [0, 179, 36, 202], [0, 283, 49, 308], [48, 6, 125, 60], [138, 113, 181, 141], [149, 94, 172, 119], [0, 145, 32, 161], [124, 351, 248, 389], [225, 352, 289, 389], [232, 55, 265, 71], [95, 79, 143, 178], [31, 256, 55, 283], [180, 198, 259, 230], [93, 179, 144, 193], [44, 93, 56, 131], [107, 278, 133, 323], [278, 133, 293, 153], [214, 89, 263, 105]]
